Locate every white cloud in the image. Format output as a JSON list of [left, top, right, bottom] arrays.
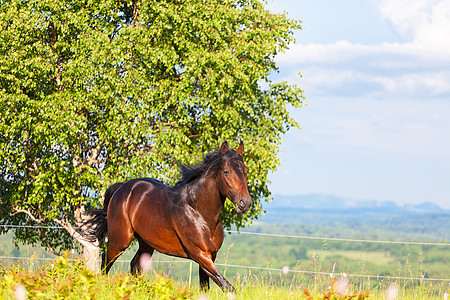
[[273, 0, 450, 98], [278, 41, 450, 65], [276, 41, 450, 98], [374, 71, 450, 95], [377, 0, 450, 47]]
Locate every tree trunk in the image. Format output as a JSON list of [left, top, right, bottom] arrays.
[[73, 205, 102, 273], [53, 213, 102, 273], [83, 243, 100, 273]]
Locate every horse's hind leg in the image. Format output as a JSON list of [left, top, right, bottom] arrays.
[[104, 235, 133, 274], [130, 234, 155, 275], [103, 209, 134, 274], [101, 252, 106, 270]]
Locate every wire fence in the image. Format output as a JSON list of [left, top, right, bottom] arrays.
[[1, 224, 449, 283], [1, 255, 449, 282], [225, 230, 450, 246], [2, 224, 449, 246]]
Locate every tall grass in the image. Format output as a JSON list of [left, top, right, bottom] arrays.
[[1, 252, 447, 299]]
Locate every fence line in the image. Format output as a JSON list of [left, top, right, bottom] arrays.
[[1, 255, 449, 282], [214, 263, 450, 282], [0, 225, 64, 229], [225, 230, 450, 246], [1, 224, 449, 246]]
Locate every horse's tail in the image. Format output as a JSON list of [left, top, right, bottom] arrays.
[[80, 182, 123, 246]]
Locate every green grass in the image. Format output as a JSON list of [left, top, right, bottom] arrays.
[[1, 222, 448, 299], [1, 252, 448, 299]]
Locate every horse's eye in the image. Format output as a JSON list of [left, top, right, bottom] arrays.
[[223, 170, 230, 175]]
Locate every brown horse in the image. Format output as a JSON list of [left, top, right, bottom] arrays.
[[81, 141, 252, 292]]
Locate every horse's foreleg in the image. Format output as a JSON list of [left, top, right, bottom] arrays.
[[199, 265, 210, 291], [195, 252, 235, 293], [199, 252, 217, 291], [172, 229, 234, 292]]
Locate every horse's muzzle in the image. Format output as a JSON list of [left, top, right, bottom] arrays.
[[236, 196, 252, 214]]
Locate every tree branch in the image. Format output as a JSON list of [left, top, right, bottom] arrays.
[[86, 144, 102, 166], [52, 217, 94, 248], [131, 0, 138, 27], [10, 207, 61, 255], [10, 207, 45, 223], [37, 227, 62, 256]]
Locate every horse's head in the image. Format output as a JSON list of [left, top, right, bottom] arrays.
[[217, 141, 253, 214]]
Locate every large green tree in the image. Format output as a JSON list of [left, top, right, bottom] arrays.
[[0, 0, 303, 267]]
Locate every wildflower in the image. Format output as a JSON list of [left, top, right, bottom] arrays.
[[139, 252, 153, 272], [198, 294, 210, 300], [331, 262, 337, 277], [282, 266, 289, 275], [385, 283, 399, 300], [14, 284, 27, 300], [335, 277, 349, 296], [227, 292, 236, 300]]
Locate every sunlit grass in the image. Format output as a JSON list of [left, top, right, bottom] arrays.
[[1, 250, 448, 299]]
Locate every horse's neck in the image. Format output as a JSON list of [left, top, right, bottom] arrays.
[[189, 176, 224, 227]]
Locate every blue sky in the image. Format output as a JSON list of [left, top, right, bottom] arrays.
[[265, 0, 450, 208]]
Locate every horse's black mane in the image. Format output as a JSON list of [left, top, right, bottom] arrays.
[[177, 148, 243, 185]]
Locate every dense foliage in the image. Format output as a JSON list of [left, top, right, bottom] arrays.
[[0, 0, 303, 253]]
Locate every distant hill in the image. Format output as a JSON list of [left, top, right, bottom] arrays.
[[259, 194, 450, 234], [264, 194, 447, 213]]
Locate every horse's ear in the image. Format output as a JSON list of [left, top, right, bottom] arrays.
[[220, 141, 229, 154], [237, 140, 244, 156]]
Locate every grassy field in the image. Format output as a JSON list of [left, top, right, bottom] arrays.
[[1, 246, 448, 299], [1, 253, 447, 299], [1, 221, 449, 298]]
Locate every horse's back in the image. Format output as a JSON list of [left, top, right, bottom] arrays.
[[108, 178, 164, 210], [108, 177, 170, 217], [108, 177, 186, 255]]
